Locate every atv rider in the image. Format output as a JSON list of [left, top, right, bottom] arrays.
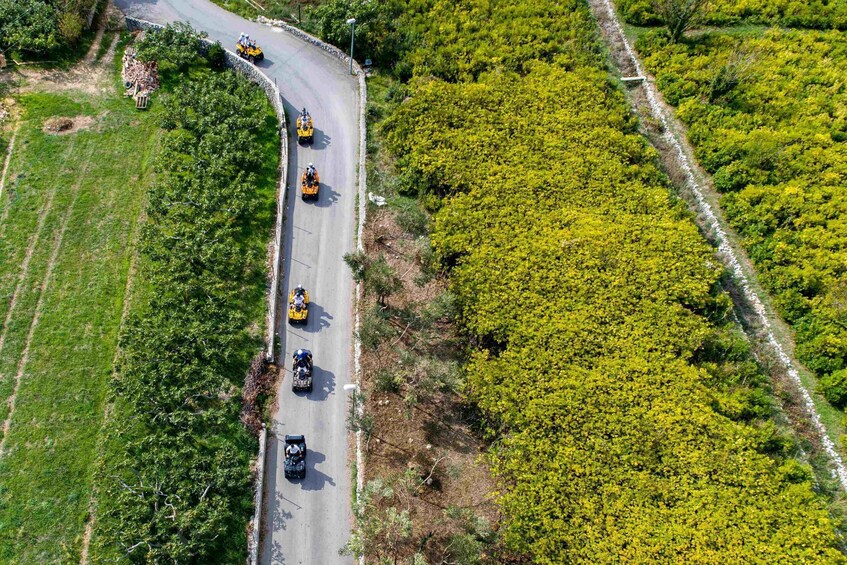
[[293, 285, 306, 309], [294, 348, 311, 368], [285, 442, 302, 460], [300, 108, 310, 124], [238, 33, 249, 47], [306, 163, 316, 183]]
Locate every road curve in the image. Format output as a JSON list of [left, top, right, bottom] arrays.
[[114, 1, 359, 563]]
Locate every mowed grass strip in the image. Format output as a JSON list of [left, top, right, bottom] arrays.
[[0, 131, 78, 340], [0, 91, 161, 563], [0, 98, 89, 429]]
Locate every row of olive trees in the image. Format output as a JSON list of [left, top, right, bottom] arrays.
[[94, 25, 277, 564], [0, 0, 96, 53]]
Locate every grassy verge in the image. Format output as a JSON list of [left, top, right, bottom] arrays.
[[622, 22, 769, 46], [208, 0, 304, 21], [0, 87, 161, 562]]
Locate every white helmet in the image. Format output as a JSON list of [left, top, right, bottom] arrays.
[[308, 163, 313, 168]]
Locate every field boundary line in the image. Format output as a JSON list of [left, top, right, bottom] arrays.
[[0, 126, 17, 204], [589, 0, 847, 490], [78, 190, 146, 565], [0, 139, 75, 356], [0, 153, 89, 459]]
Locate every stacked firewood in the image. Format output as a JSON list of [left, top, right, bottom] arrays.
[[121, 50, 160, 96]]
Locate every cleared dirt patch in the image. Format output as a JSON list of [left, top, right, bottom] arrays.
[[43, 115, 95, 135], [355, 206, 507, 562]]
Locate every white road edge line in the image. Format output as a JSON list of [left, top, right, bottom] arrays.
[[599, 0, 847, 490]]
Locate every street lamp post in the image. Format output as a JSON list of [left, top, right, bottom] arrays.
[[347, 18, 356, 75]]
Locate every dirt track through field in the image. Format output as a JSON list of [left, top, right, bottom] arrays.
[[102, 33, 121, 63], [587, 0, 847, 490], [84, 22, 107, 65], [0, 149, 91, 459], [78, 205, 142, 565], [0, 128, 17, 204], [0, 139, 76, 356]]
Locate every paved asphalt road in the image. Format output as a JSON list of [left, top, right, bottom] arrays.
[[115, 1, 359, 563]]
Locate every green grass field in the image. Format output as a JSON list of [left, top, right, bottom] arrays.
[[0, 89, 161, 563]]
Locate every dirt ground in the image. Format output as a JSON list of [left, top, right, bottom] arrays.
[[0, 3, 124, 96], [43, 115, 97, 135], [356, 205, 520, 563]]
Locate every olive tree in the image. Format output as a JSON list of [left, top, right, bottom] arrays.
[[653, 0, 711, 42]]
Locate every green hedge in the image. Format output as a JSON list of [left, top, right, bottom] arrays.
[[90, 46, 279, 562]]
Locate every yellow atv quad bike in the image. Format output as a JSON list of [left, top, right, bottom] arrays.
[[288, 286, 309, 324], [296, 110, 314, 144], [236, 41, 264, 63], [301, 166, 320, 201]]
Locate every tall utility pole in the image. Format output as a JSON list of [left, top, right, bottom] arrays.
[[347, 18, 356, 75]]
